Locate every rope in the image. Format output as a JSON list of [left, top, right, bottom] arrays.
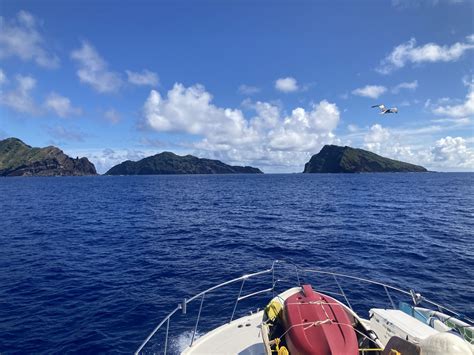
[[275, 319, 382, 348], [278, 319, 333, 339]]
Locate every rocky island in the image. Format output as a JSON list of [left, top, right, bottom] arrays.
[[0, 138, 97, 177], [106, 151, 263, 175], [303, 145, 427, 173]]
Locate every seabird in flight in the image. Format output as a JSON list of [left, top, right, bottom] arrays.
[[371, 104, 398, 114]]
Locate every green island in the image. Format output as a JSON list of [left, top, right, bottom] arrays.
[[0, 138, 97, 176], [105, 151, 263, 175], [303, 145, 427, 173]]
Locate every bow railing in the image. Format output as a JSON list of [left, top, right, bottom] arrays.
[[135, 260, 472, 354]]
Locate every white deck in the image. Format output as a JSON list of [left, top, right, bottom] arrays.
[[182, 311, 266, 355], [370, 308, 438, 346]]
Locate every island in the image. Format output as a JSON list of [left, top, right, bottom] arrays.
[[303, 145, 427, 173], [0, 137, 97, 176], [105, 151, 263, 175], [105, 152, 263, 175]]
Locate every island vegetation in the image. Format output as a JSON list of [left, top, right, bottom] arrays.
[[0, 138, 97, 177], [303, 145, 427, 173], [105, 151, 263, 175], [1, 138, 430, 177]]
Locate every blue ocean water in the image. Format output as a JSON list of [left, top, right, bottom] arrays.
[[0, 173, 473, 354]]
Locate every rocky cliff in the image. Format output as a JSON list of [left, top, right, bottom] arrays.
[[0, 138, 97, 176]]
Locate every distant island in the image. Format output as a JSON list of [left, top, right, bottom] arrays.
[[105, 152, 263, 175], [0, 138, 97, 177], [1, 138, 430, 177], [303, 145, 427, 173]]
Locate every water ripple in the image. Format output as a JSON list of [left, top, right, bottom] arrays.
[[0, 173, 472, 353]]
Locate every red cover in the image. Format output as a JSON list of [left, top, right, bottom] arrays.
[[283, 284, 358, 355]]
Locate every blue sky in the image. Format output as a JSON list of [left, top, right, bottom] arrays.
[[1, 0, 473, 173]]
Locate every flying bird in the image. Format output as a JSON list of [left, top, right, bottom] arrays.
[[371, 104, 398, 114]]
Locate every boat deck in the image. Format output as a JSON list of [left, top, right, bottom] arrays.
[[182, 311, 265, 355]]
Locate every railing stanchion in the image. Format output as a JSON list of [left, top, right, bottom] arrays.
[[295, 265, 301, 286], [191, 293, 205, 347], [164, 317, 170, 355], [136, 262, 470, 354], [272, 264, 275, 298], [230, 278, 246, 323], [333, 275, 353, 311], [384, 285, 396, 310]]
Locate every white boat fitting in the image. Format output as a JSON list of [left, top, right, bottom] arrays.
[[135, 260, 473, 355]]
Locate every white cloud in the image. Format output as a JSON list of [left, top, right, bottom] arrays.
[[67, 148, 154, 174], [142, 83, 341, 171], [392, 0, 466, 9], [126, 69, 159, 86], [0, 69, 7, 85], [47, 125, 85, 142], [347, 124, 359, 133], [104, 108, 121, 124], [432, 136, 474, 168], [238, 84, 261, 95], [361, 124, 429, 168], [392, 80, 418, 94], [432, 78, 474, 118], [44, 92, 82, 118], [358, 123, 474, 171], [377, 36, 474, 74], [275, 77, 299, 93], [431, 117, 471, 126], [0, 74, 38, 114], [0, 10, 59, 68], [363, 124, 391, 152], [70, 41, 122, 93], [352, 85, 387, 99]]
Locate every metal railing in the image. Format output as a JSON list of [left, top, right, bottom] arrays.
[[135, 261, 278, 354], [135, 260, 472, 354]]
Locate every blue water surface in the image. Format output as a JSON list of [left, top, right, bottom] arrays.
[[0, 173, 473, 354]]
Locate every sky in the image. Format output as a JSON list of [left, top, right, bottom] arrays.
[[0, 0, 473, 173]]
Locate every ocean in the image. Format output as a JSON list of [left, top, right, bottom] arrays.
[[0, 173, 473, 354]]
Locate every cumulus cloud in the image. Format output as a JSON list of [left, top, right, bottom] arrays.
[[432, 78, 474, 118], [0, 10, 59, 68], [363, 124, 391, 152], [70, 148, 152, 174], [104, 108, 121, 124], [143, 84, 251, 140], [432, 136, 474, 168], [238, 84, 261, 95], [0, 74, 38, 114], [352, 85, 387, 99], [275, 77, 299, 93], [392, 80, 418, 94], [359, 123, 474, 170], [71, 41, 122, 93], [361, 124, 429, 165], [44, 92, 82, 118], [377, 36, 474, 74], [126, 69, 159, 86], [142, 83, 341, 171]]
